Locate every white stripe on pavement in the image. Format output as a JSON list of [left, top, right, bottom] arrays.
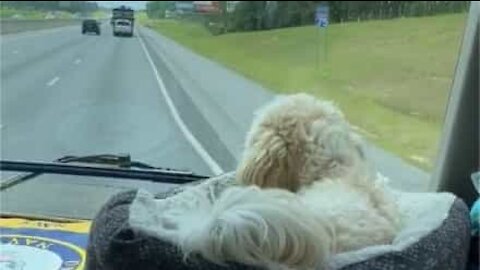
[[46, 77, 60, 87], [137, 34, 224, 176]]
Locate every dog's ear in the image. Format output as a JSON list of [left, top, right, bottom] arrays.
[[236, 125, 306, 192], [350, 132, 366, 161], [325, 126, 358, 165], [308, 120, 367, 179]]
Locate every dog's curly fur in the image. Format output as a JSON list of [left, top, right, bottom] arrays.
[[237, 93, 367, 192], [152, 93, 400, 270], [233, 93, 400, 260]]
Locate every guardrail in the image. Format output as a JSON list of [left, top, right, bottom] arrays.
[[0, 19, 83, 35]]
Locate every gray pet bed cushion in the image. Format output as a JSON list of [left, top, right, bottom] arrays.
[[86, 173, 471, 270]]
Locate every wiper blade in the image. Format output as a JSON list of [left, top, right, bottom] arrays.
[[0, 155, 209, 191], [56, 154, 191, 174]]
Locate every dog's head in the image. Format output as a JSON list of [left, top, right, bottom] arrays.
[[237, 93, 367, 191]]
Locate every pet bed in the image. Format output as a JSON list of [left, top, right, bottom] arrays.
[[86, 173, 470, 270]]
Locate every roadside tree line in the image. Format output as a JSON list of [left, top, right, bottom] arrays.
[[146, 1, 470, 34]]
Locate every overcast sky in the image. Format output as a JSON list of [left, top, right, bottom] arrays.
[[96, 1, 147, 11]]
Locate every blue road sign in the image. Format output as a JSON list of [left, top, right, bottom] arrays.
[[315, 4, 329, 28]]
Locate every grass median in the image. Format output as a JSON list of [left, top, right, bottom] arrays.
[[143, 13, 467, 170], [0, 7, 72, 19]]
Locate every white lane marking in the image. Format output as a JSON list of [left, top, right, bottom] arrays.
[[74, 58, 82, 65], [46, 77, 60, 87], [137, 34, 224, 176]]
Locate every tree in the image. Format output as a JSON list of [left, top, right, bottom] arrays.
[[146, 1, 175, 19], [1, 1, 98, 13], [142, 1, 470, 34]]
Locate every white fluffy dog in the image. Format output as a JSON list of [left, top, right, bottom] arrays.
[[151, 94, 400, 270], [237, 93, 367, 191]]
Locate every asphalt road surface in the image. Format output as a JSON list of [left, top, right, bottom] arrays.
[[1, 23, 212, 219], [1, 23, 211, 174]]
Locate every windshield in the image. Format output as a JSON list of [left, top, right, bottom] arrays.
[[0, 1, 470, 219]]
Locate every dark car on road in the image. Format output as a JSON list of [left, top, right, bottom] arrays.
[[82, 19, 100, 35]]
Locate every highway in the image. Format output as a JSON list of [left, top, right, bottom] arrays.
[[0, 22, 429, 219], [1, 23, 213, 174], [0, 23, 215, 218]]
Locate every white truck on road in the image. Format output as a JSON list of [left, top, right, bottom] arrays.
[[113, 19, 133, 37], [111, 6, 134, 37]]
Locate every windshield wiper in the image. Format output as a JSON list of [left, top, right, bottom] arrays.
[[56, 154, 188, 172], [0, 154, 209, 191]]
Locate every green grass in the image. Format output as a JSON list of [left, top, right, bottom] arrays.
[[0, 7, 72, 19], [1, 7, 47, 19], [144, 14, 467, 170], [136, 11, 149, 24], [92, 10, 109, 20]]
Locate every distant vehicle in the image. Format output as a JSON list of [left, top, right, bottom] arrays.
[[82, 19, 100, 35], [113, 19, 133, 37], [111, 6, 134, 37]]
